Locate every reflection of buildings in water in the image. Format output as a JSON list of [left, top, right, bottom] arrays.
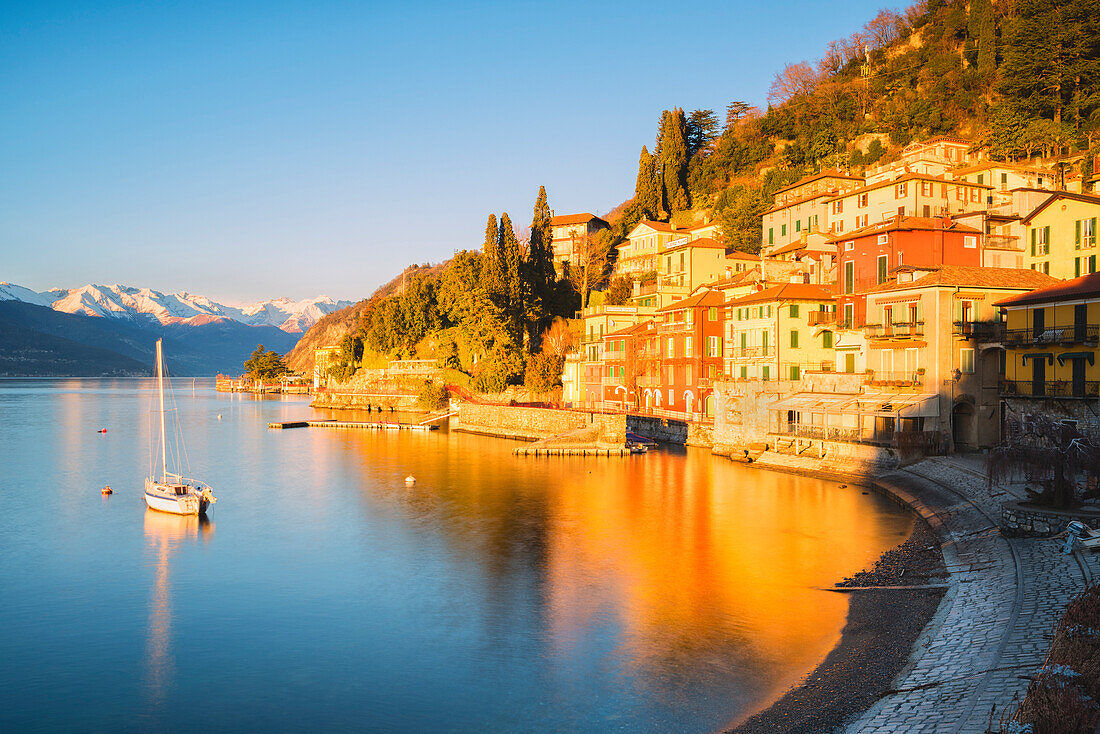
[[143, 511, 212, 707]]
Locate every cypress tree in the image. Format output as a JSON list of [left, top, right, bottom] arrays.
[[661, 108, 690, 213], [633, 146, 660, 220], [526, 186, 557, 340], [969, 0, 996, 74], [482, 213, 507, 307], [498, 212, 527, 345]]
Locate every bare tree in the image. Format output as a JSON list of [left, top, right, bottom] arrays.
[[864, 9, 903, 49], [540, 317, 576, 358], [988, 415, 1100, 508], [768, 62, 821, 106], [565, 230, 614, 309]]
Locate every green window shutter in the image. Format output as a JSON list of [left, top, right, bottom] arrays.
[[1076, 258, 1082, 277], [741, 333, 747, 350], [823, 331, 833, 348], [1031, 229, 1036, 256], [740, 366, 747, 378], [1044, 226, 1050, 252], [790, 365, 800, 380], [1091, 255, 1097, 273], [790, 305, 799, 317], [1077, 220, 1083, 248], [768, 228, 774, 245], [790, 330, 799, 348]]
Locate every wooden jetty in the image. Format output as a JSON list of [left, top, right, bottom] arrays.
[[512, 446, 636, 457], [268, 420, 437, 432]]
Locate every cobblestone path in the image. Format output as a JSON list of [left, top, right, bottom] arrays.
[[846, 458, 1094, 734]]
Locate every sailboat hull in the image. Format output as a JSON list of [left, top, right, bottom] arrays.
[[144, 490, 201, 515]]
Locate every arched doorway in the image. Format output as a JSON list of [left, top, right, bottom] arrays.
[[704, 393, 715, 419], [684, 390, 695, 416], [952, 397, 975, 451]]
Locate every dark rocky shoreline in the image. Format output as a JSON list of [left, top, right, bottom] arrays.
[[728, 519, 947, 733]]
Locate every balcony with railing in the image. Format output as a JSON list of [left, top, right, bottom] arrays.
[[807, 311, 837, 327], [953, 321, 1006, 341], [1001, 380, 1100, 398], [864, 370, 924, 388], [1004, 325, 1100, 347], [863, 322, 925, 339], [983, 234, 1022, 251]]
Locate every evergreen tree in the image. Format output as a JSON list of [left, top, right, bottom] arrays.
[[660, 109, 691, 212], [968, 0, 996, 74], [526, 185, 558, 343], [481, 213, 507, 306], [498, 212, 527, 346], [686, 109, 719, 158], [633, 146, 660, 220]]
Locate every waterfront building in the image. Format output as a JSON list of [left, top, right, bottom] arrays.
[[640, 288, 726, 419], [550, 213, 609, 272], [615, 219, 722, 278], [761, 169, 864, 251], [724, 282, 836, 383], [599, 321, 655, 412], [863, 135, 977, 185], [632, 236, 729, 309], [953, 161, 1057, 209], [1019, 191, 1100, 279], [997, 274, 1100, 432], [566, 300, 655, 411], [832, 216, 983, 327], [858, 265, 1056, 449], [313, 345, 342, 389]]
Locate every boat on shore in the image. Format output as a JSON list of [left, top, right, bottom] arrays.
[[144, 339, 216, 516]]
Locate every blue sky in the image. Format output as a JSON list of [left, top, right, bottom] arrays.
[[0, 0, 893, 302]]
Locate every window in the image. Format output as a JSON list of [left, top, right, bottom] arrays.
[[762, 330, 769, 356], [790, 305, 800, 317], [960, 348, 975, 374], [685, 336, 693, 357], [895, 182, 907, 198], [1077, 256, 1098, 276], [845, 353, 855, 373], [844, 261, 855, 294], [762, 365, 770, 381], [844, 303, 854, 327], [977, 174, 984, 185], [768, 228, 774, 245], [795, 220, 801, 233], [781, 224, 787, 237], [765, 305, 771, 317], [708, 307, 717, 321], [667, 337, 674, 357], [822, 330, 834, 348], [707, 336, 721, 357], [844, 240, 855, 251], [877, 233, 889, 245], [856, 214, 868, 228], [790, 330, 799, 348], [1076, 218, 1097, 248], [1000, 172, 1008, 190], [789, 365, 800, 380], [740, 366, 747, 378], [964, 235, 977, 249], [877, 255, 888, 284], [833, 200, 844, 215], [921, 181, 932, 196], [858, 193, 868, 207], [1030, 226, 1050, 256]]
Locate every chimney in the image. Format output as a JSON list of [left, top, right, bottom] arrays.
[[670, 222, 677, 230]]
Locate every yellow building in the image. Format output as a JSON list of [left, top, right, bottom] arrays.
[[1021, 191, 1100, 279], [998, 273, 1100, 405], [725, 283, 836, 382]]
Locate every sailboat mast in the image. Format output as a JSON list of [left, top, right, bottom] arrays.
[[156, 339, 167, 481]]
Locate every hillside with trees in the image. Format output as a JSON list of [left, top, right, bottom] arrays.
[[295, 0, 1099, 392]]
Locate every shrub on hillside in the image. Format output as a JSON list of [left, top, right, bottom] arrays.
[[416, 381, 449, 411], [524, 353, 564, 394]]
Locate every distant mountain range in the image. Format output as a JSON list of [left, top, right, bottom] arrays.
[[0, 281, 351, 377], [0, 281, 353, 333]]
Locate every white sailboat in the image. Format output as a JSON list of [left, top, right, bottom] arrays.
[[144, 339, 216, 516]]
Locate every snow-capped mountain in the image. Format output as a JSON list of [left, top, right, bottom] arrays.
[[0, 282, 353, 333]]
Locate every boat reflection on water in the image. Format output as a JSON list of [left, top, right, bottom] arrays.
[[143, 511, 213, 708]]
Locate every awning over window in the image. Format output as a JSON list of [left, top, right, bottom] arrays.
[[1021, 352, 1054, 365], [770, 391, 939, 418], [1057, 351, 1096, 366]]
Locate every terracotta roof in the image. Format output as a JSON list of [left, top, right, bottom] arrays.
[[726, 283, 835, 307], [605, 320, 654, 338], [634, 219, 677, 233], [860, 266, 1058, 296], [666, 236, 726, 251], [655, 289, 726, 312], [726, 249, 758, 260], [706, 266, 763, 289], [994, 272, 1100, 307], [826, 215, 981, 243], [953, 161, 1055, 176], [910, 134, 971, 147], [550, 213, 607, 227], [1020, 191, 1100, 224], [762, 189, 841, 214], [770, 241, 813, 256], [835, 172, 991, 202], [774, 169, 864, 197]]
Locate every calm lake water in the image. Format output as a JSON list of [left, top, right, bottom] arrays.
[[0, 378, 913, 733]]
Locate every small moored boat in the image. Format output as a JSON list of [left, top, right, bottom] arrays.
[[144, 339, 216, 516]]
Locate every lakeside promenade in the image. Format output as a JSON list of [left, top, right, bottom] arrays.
[[840, 456, 1095, 733]]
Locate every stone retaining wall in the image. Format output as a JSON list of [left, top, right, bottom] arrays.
[[456, 403, 625, 443], [626, 415, 687, 444], [1000, 500, 1100, 537], [310, 392, 419, 411]]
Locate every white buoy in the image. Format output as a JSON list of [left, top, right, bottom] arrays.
[[405, 475, 416, 486]]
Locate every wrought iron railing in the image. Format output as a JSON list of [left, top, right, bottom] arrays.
[[1001, 380, 1100, 398], [863, 322, 925, 339], [1004, 325, 1100, 347], [952, 321, 1005, 340]]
